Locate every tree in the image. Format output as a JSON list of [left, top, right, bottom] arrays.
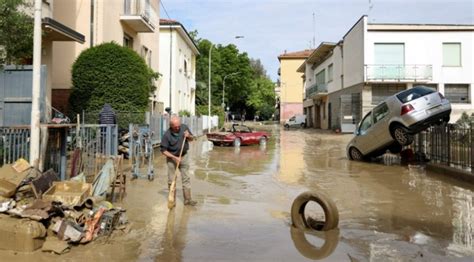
[[247, 77, 276, 120], [250, 58, 267, 78], [69, 42, 158, 117], [193, 32, 275, 120], [0, 0, 33, 66]]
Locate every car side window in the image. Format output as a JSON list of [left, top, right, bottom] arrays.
[[373, 103, 389, 124], [359, 112, 373, 135]]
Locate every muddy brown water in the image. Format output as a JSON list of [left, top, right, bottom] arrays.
[[1, 125, 473, 261]]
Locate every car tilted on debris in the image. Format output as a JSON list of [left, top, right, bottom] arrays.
[[347, 86, 451, 161], [206, 123, 270, 147]]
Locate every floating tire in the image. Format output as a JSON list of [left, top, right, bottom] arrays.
[[291, 191, 339, 231], [290, 227, 340, 260]]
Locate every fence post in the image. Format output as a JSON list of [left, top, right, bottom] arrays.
[[471, 122, 474, 173], [446, 124, 451, 166]]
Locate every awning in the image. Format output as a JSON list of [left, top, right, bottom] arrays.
[[42, 17, 85, 44]]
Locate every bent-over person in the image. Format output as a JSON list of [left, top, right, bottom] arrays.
[[160, 116, 197, 206]]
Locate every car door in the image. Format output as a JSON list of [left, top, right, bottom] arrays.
[[371, 102, 392, 146], [353, 112, 378, 155]]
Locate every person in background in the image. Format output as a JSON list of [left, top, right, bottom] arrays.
[[99, 104, 117, 125]]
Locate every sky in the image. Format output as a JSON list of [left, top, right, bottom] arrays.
[[161, 0, 474, 81]]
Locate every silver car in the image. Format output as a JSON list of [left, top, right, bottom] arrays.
[[347, 86, 451, 161]]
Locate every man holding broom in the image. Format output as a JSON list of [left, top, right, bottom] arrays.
[[160, 116, 197, 206]]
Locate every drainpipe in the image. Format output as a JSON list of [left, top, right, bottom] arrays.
[[90, 0, 94, 47]]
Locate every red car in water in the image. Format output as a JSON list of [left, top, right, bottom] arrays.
[[206, 124, 270, 147]]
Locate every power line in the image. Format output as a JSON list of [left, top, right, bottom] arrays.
[[160, 0, 172, 19]]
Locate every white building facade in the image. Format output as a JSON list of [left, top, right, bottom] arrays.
[[158, 19, 199, 115], [301, 16, 474, 132]]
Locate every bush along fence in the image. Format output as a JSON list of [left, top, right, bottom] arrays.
[[413, 123, 474, 172]]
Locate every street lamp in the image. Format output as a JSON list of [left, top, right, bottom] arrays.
[[208, 36, 244, 130], [222, 72, 240, 108], [208, 44, 213, 131]]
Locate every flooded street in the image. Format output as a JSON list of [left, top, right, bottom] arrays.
[[2, 125, 473, 261]]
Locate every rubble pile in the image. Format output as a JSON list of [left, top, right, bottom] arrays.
[[0, 159, 129, 255]]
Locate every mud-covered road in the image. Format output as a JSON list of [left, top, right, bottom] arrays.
[[2, 125, 473, 261]]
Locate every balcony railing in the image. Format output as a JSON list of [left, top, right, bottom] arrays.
[[305, 83, 328, 99], [365, 64, 432, 82], [121, 0, 158, 32]]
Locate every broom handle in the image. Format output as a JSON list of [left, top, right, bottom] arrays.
[[175, 135, 187, 171]]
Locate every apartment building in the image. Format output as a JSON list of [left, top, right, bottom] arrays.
[[277, 49, 313, 123], [300, 16, 473, 132], [158, 19, 199, 115], [49, 0, 160, 113]]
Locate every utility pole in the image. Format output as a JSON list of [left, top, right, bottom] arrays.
[[30, 0, 42, 168]]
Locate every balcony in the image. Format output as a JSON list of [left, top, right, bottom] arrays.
[[120, 0, 158, 32], [305, 83, 328, 99], [365, 64, 432, 82]]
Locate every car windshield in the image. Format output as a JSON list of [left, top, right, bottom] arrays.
[[396, 86, 435, 103]]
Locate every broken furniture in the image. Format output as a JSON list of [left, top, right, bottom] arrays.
[[43, 181, 92, 207]]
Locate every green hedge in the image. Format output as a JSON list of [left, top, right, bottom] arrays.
[[69, 42, 158, 117]]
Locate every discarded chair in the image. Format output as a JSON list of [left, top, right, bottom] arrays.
[[110, 155, 126, 202]]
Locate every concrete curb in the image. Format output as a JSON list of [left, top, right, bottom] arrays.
[[426, 163, 474, 183]]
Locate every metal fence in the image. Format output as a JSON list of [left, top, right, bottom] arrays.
[[0, 124, 117, 181], [0, 127, 30, 165], [78, 124, 118, 181], [413, 124, 473, 171], [147, 114, 206, 145], [81, 111, 147, 130]]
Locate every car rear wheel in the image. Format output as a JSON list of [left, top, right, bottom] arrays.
[[259, 136, 267, 146], [391, 125, 413, 146], [300, 123, 305, 128], [349, 147, 363, 161], [233, 138, 241, 147]]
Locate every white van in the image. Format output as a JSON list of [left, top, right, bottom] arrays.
[[284, 115, 306, 128]]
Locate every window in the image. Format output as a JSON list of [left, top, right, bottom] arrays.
[[141, 46, 152, 66], [141, 46, 148, 58], [148, 50, 152, 67], [373, 103, 389, 124], [372, 84, 406, 105], [123, 33, 133, 49], [359, 112, 372, 135], [374, 43, 405, 78], [443, 43, 461, 66], [374, 43, 405, 64], [445, 84, 469, 103], [328, 64, 333, 82], [397, 86, 435, 103], [184, 59, 188, 76], [316, 69, 325, 85]]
